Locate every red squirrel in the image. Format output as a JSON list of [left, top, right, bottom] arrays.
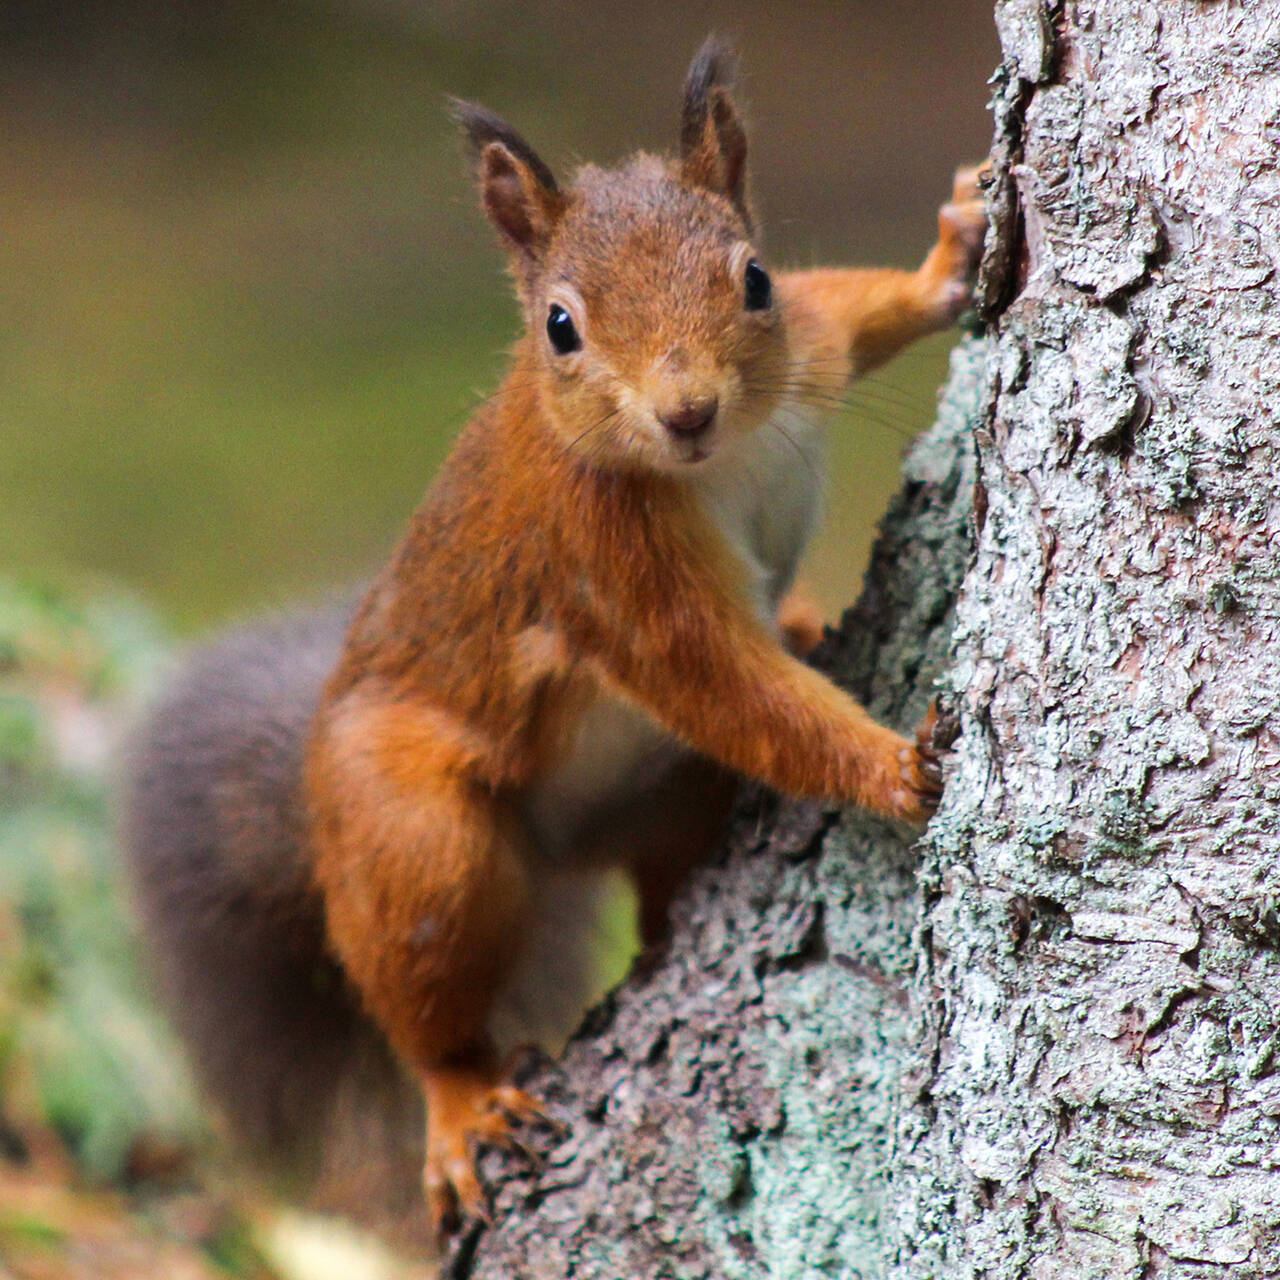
[[124, 38, 986, 1243]]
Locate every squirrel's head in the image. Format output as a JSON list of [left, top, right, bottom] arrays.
[[452, 37, 790, 472]]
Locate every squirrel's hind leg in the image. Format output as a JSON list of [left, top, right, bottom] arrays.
[[777, 581, 826, 658], [421, 1057, 563, 1234], [309, 697, 552, 1234]]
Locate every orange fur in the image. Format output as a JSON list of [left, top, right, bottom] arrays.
[[777, 582, 826, 657], [304, 39, 986, 1234]]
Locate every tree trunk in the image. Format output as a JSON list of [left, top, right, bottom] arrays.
[[454, 4, 1280, 1275], [894, 2, 1280, 1275]]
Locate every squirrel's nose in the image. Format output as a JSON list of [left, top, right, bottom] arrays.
[[659, 396, 718, 441]]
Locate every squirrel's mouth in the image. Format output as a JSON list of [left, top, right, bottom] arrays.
[[668, 425, 717, 466]]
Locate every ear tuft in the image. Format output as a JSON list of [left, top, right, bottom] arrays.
[[449, 98, 560, 197], [679, 36, 750, 221], [448, 98, 563, 265], [680, 35, 738, 158]]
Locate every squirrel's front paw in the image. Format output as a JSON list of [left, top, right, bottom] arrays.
[[922, 161, 990, 321], [884, 703, 950, 827]]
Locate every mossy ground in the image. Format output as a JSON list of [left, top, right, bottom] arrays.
[[0, 578, 431, 1279]]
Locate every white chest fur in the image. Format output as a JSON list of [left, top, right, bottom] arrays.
[[524, 408, 826, 859], [689, 406, 826, 621]]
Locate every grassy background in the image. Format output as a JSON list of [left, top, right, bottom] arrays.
[[2, 0, 997, 629]]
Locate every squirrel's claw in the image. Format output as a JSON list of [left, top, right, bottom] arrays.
[[425, 1150, 488, 1242], [893, 743, 942, 824], [491, 1083, 570, 1140], [916, 753, 944, 789], [423, 1072, 567, 1241], [950, 161, 992, 209], [885, 701, 955, 826], [922, 160, 990, 321]]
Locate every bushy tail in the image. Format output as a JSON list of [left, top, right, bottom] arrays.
[[120, 600, 429, 1248]]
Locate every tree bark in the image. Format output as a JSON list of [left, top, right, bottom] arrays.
[[454, 3, 1280, 1275], [894, 3, 1280, 1275]]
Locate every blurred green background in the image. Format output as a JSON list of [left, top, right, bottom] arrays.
[[2, 0, 997, 630]]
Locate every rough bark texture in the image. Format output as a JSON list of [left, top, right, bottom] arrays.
[[454, 3, 1280, 1275], [894, 3, 1280, 1276]]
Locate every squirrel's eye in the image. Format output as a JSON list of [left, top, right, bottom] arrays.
[[546, 304, 582, 355], [743, 258, 772, 311]]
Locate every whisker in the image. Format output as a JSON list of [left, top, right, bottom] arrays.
[[747, 378, 926, 430], [569, 406, 623, 454], [851, 380, 936, 413], [747, 366, 934, 412], [777, 367, 934, 416], [771, 351, 942, 397], [762, 404, 859, 508], [766, 415, 820, 482], [741, 380, 925, 442]]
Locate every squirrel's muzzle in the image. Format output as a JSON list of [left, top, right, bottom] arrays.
[[658, 396, 718, 442]]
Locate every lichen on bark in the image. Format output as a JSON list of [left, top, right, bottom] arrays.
[[893, 4, 1280, 1277]]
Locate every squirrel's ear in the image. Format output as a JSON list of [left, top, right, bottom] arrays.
[[450, 99, 565, 263], [679, 36, 750, 222]]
